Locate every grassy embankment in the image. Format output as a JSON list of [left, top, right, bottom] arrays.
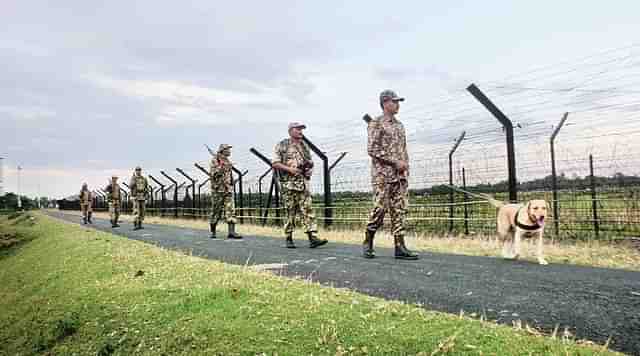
[[0, 211, 623, 355]]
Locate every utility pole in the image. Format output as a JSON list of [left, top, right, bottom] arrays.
[[17, 165, 22, 210]]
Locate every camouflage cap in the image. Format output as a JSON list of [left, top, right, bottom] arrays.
[[288, 122, 306, 130], [218, 144, 232, 152], [379, 89, 405, 104]]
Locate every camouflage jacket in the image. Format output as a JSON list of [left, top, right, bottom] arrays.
[[367, 114, 409, 185], [273, 138, 312, 191], [79, 189, 92, 205], [105, 183, 121, 202], [129, 175, 149, 201], [210, 156, 233, 193]]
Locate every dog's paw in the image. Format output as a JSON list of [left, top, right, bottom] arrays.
[[538, 258, 548, 265]]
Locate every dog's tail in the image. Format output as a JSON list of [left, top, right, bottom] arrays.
[[446, 185, 505, 208]]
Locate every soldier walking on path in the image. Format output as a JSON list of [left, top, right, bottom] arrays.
[[363, 90, 419, 260], [105, 176, 121, 228], [79, 183, 93, 224], [129, 166, 149, 230], [209, 144, 242, 239], [272, 122, 328, 249]]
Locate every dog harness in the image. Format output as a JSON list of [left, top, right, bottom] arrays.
[[515, 207, 541, 231]]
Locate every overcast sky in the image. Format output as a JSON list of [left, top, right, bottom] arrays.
[[2, 1, 640, 198]]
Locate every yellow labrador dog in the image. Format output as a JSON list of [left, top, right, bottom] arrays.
[[496, 200, 549, 265]]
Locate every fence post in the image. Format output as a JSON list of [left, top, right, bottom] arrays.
[[176, 168, 196, 218], [302, 136, 332, 227], [550, 112, 569, 240], [232, 167, 248, 224], [250, 148, 281, 226], [119, 184, 129, 214], [148, 175, 165, 217], [258, 168, 273, 218], [448, 131, 466, 233], [160, 171, 179, 218], [462, 167, 469, 235], [589, 154, 600, 239], [467, 83, 518, 202]]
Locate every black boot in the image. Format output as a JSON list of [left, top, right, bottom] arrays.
[[133, 221, 141, 230], [82, 216, 87, 224], [307, 232, 328, 249], [394, 235, 419, 260], [110, 219, 116, 228], [285, 232, 296, 248], [138, 221, 144, 230], [88, 212, 93, 224], [227, 223, 243, 239], [363, 230, 376, 259], [210, 223, 217, 239]]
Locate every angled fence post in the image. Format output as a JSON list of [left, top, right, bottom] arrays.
[[448, 131, 466, 233], [550, 112, 569, 240], [232, 167, 248, 223], [176, 168, 196, 217], [160, 171, 179, 218], [250, 148, 281, 225], [194, 163, 211, 219], [148, 175, 166, 217], [119, 184, 129, 214], [302, 136, 332, 227], [258, 168, 273, 218], [467, 83, 518, 202]]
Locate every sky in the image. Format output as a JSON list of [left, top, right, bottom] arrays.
[[2, 1, 640, 198]]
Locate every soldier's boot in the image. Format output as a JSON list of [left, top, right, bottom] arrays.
[[133, 221, 142, 231], [227, 223, 243, 239], [82, 216, 87, 224], [209, 223, 217, 239], [285, 232, 296, 249], [394, 235, 419, 260], [110, 219, 116, 228], [307, 231, 328, 249], [138, 221, 144, 230], [363, 229, 376, 259], [88, 212, 93, 224]]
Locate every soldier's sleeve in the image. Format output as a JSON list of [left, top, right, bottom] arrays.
[[272, 142, 283, 164], [367, 120, 396, 167]]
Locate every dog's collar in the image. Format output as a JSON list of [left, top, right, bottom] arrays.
[[515, 207, 541, 231]]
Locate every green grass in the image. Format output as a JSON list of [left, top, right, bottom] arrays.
[[0, 212, 622, 355]]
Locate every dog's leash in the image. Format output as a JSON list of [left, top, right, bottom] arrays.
[[445, 185, 505, 208]]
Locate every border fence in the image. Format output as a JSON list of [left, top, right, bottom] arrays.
[[62, 44, 640, 241]]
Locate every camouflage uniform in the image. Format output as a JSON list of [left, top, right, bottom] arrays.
[[366, 114, 410, 236], [79, 184, 93, 224], [209, 146, 237, 226], [364, 89, 418, 260], [129, 168, 149, 228], [105, 178, 121, 227], [273, 138, 318, 235], [207, 144, 242, 239]]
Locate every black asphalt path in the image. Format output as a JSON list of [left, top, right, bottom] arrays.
[[46, 211, 640, 355]]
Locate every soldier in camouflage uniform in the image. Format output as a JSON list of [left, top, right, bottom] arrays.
[[272, 122, 328, 249], [363, 90, 418, 260], [129, 166, 149, 230], [105, 176, 121, 228], [79, 183, 93, 224], [209, 144, 242, 239]]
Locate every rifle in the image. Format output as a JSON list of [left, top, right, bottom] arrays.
[[363, 113, 373, 123], [204, 144, 215, 156]]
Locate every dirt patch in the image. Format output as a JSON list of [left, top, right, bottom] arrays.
[[0, 232, 21, 250]]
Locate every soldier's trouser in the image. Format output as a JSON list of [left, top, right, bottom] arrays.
[[282, 188, 317, 234], [133, 200, 146, 224], [210, 192, 237, 225], [109, 201, 121, 223], [80, 203, 91, 219], [366, 180, 408, 237]]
